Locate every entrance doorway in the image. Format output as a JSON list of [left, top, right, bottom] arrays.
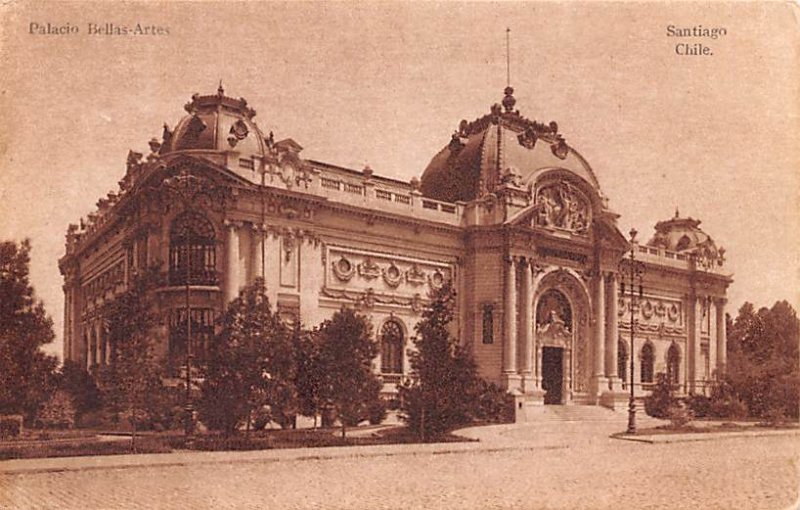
[[542, 347, 564, 405]]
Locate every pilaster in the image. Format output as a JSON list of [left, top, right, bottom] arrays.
[[715, 298, 727, 375], [224, 220, 242, 303], [591, 271, 607, 400], [503, 256, 521, 390], [519, 259, 534, 392]]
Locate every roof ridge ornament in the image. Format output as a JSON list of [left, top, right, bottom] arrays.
[[503, 28, 517, 113]]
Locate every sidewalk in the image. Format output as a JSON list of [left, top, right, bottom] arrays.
[[3, 419, 796, 476], [0, 432, 547, 476]]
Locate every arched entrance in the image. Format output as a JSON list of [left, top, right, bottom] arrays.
[[534, 270, 591, 404]]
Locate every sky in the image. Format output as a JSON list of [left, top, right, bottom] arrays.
[[1, 1, 798, 359]]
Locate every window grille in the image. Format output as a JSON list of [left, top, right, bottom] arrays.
[[380, 320, 404, 374]]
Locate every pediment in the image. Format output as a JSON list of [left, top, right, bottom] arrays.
[[506, 180, 591, 234], [506, 201, 629, 251], [155, 153, 254, 188]]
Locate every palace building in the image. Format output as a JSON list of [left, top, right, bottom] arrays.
[[59, 84, 732, 413]]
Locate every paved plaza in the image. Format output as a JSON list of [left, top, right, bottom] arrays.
[[1, 419, 798, 510]]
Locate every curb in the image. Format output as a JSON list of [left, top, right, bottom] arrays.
[[0, 440, 566, 476], [611, 428, 800, 444]]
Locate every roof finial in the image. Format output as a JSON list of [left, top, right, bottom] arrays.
[[217, 80, 224, 96], [502, 28, 516, 113], [675, 206, 680, 218], [506, 27, 511, 88]]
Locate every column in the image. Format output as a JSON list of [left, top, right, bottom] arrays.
[[63, 287, 72, 362], [92, 324, 100, 368], [225, 221, 241, 303], [592, 272, 606, 396], [85, 330, 91, 371], [520, 259, 533, 389], [252, 223, 265, 282], [99, 325, 106, 367], [605, 272, 619, 389], [104, 328, 112, 365], [503, 256, 519, 387], [716, 298, 727, 374], [687, 294, 701, 393]]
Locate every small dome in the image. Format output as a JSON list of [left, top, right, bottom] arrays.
[[420, 88, 601, 203], [163, 85, 268, 158], [647, 210, 722, 256]]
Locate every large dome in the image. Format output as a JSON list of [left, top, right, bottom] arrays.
[[162, 85, 269, 159], [420, 87, 602, 203]]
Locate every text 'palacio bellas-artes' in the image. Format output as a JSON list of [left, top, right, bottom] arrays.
[[59, 84, 731, 415]]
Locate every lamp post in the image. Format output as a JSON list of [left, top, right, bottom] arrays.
[[619, 228, 645, 434], [163, 168, 207, 442]]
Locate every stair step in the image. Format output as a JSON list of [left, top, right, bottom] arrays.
[[523, 405, 651, 422]]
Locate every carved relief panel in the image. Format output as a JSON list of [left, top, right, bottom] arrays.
[[533, 181, 591, 234], [618, 295, 685, 335], [324, 245, 453, 313]]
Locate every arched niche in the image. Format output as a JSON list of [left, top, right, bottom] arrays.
[[533, 268, 591, 400]]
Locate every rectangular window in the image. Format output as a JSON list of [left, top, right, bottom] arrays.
[[482, 304, 494, 344]]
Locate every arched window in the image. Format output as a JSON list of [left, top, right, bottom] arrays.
[[640, 343, 655, 384], [618, 340, 628, 385], [676, 235, 692, 252], [667, 344, 680, 385], [169, 212, 216, 285], [536, 289, 572, 330], [380, 320, 404, 374]]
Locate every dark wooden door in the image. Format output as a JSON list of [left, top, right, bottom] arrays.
[[542, 347, 563, 405]]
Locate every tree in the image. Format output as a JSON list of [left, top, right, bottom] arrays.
[[0, 239, 59, 422], [317, 308, 382, 438], [198, 279, 295, 434], [58, 360, 102, 424], [295, 327, 325, 427], [399, 281, 486, 440], [100, 267, 168, 443], [725, 300, 800, 420]]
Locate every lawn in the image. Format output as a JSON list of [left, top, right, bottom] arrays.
[[623, 420, 799, 436], [0, 426, 472, 461]]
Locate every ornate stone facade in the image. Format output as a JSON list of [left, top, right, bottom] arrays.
[[59, 86, 732, 412]]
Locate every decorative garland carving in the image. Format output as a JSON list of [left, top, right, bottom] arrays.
[[332, 256, 355, 282], [428, 268, 445, 290], [320, 287, 428, 314], [382, 262, 403, 288]]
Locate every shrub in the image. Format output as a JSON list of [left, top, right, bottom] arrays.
[[36, 390, 76, 429], [252, 407, 271, 431], [707, 379, 748, 419], [0, 415, 23, 439], [667, 402, 694, 429], [76, 410, 105, 429], [367, 399, 387, 425], [473, 380, 515, 424], [59, 361, 101, 421], [760, 408, 787, 426], [644, 373, 677, 418], [685, 394, 711, 418]]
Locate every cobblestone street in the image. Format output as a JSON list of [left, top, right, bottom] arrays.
[[1, 421, 798, 510]]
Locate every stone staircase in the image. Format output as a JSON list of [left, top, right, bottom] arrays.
[[521, 404, 665, 426]]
